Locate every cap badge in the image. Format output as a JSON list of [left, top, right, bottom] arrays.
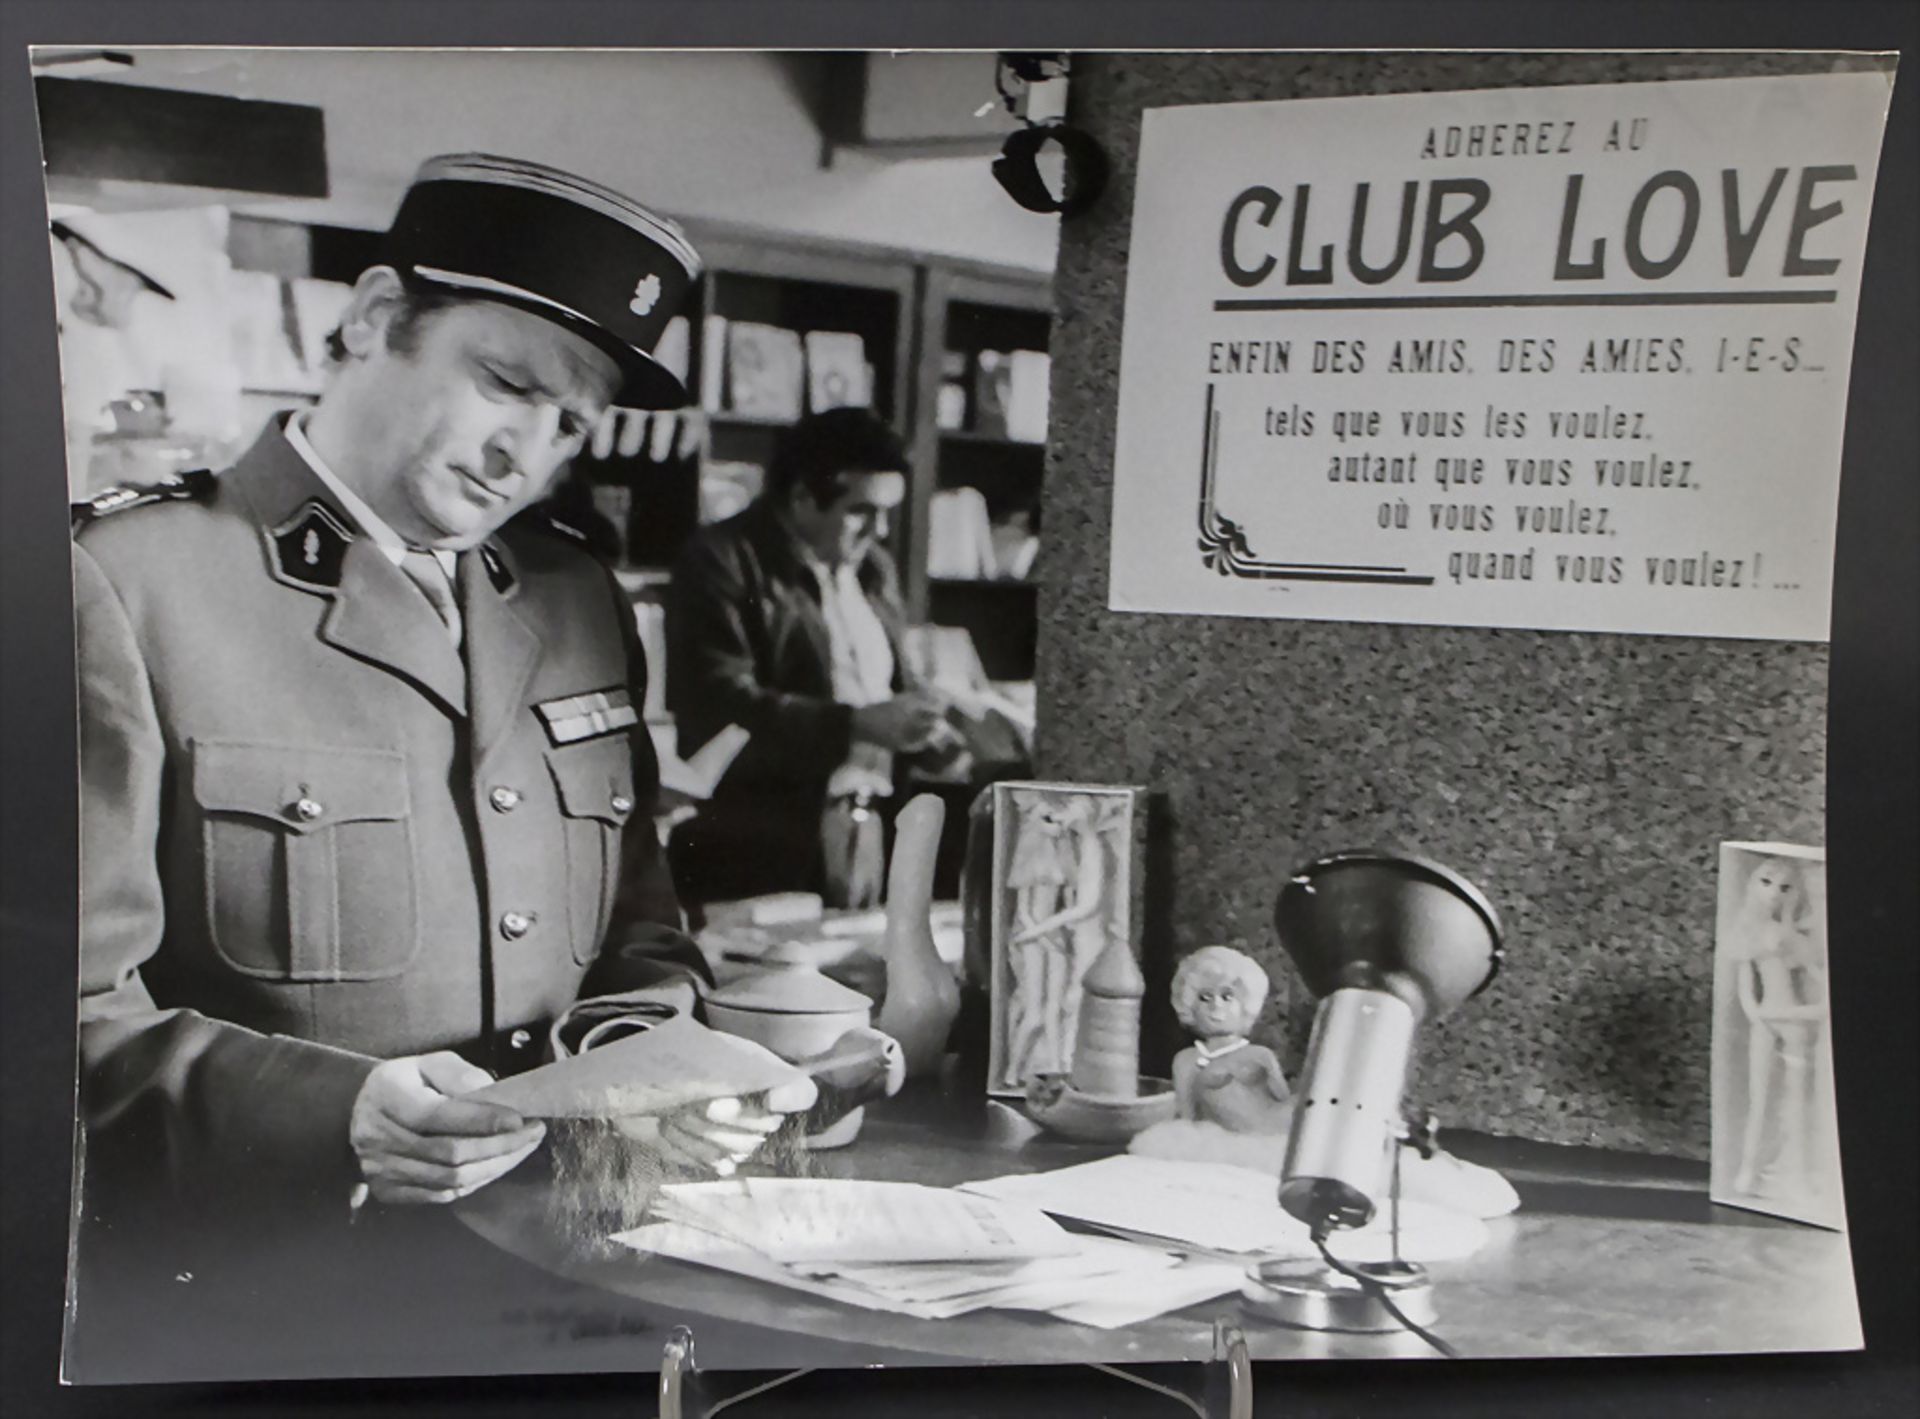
[[629, 272, 662, 317]]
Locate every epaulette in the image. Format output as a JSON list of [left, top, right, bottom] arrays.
[[71, 468, 215, 532], [512, 504, 619, 563], [531, 511, 591, 545]]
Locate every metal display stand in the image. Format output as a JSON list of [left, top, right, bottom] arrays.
[[656, 1317, 1253, 1418]]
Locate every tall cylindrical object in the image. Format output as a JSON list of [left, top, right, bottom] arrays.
[[1069, 932, 1144, 1099], [875, 795, 960, 1079], [1279, 987, 1417, 1233]]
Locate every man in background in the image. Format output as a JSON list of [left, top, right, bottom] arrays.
[[665, 407, 956, 910]]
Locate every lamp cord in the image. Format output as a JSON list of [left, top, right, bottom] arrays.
[[1312, 1236, 1461, 1360]]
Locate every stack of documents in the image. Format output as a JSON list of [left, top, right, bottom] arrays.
[[610, 1178, 1249, 1328], [961, 1155, 1492, 1264]]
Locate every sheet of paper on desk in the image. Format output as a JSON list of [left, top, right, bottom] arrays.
[[466, 1014, 804, 1119], [613, 1221, 952, 1319], [612, 1221, 1248, 1327], [1042, 1259, 1250, 1329], [962, 1155, 1492, 1263], [822, 1233, 1173, 1305], [831, 1239, 1247, 1327], [651, 1178, 1076, 1265]]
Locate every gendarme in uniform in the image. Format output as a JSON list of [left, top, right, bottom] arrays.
[[71, 155, 705, 1244]]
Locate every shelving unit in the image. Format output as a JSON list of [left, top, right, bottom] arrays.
[[909, 262, 1053, 682]]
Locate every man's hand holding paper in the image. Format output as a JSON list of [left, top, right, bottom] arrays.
[[470, 1012, 818, 1182], [350, 1052, 550, 1205]]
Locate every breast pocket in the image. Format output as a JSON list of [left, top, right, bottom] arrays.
[[545, 745, 641, 963], [193, 740, 418, 981], [547, 742, 638, 965]]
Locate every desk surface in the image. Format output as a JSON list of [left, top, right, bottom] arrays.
[[452, 1090, 1861, 1371]]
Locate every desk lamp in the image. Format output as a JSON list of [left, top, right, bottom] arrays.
[[1252, 850, 1503, 1340]]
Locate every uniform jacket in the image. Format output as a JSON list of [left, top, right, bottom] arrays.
[[661, 501, 915, 901], [74, 418, 699, 1212]]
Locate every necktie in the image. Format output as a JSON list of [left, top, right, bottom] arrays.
[[401, 550, 463, 649]]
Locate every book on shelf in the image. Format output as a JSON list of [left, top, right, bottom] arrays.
[[967, 349, 1050, 443], [935, 382, 968, 431], [803, 330, 871, 412], [971, 349, 1010, 438], [990, 512, 1040, 580], [1006, 350, 1051, 444], [926, 486, 997, 579], [936, 349, 968, 430], [726, 321, 806, 422], [699, 314, 728, 413]]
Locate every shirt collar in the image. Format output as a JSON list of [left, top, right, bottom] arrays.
[[283, 412, 457, 578]]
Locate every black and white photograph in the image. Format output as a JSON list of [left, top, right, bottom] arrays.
[[1711, 842, 1844, 1231], [2, 23, 1916, 1415], [984, 781, 1140, 1097]]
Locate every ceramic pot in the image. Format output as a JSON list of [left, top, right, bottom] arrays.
[[703, 966, 901, 1147]]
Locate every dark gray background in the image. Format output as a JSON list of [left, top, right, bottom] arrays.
[[3, 3, 1913, 1415]]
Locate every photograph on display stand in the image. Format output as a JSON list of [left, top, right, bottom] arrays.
[[1711, 843, 1845, 1231], [24, 43, 1902, 1390], [981, 781, 1141, 1099]]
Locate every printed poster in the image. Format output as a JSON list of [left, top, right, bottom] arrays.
[[1109, 73, 1894, 640]]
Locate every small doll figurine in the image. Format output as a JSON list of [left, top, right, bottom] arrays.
[[1169, 945, 1293, 1134], [1130, 945, 1296, 1172]]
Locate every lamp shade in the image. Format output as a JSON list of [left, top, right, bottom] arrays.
[[1274, 851, 1503, 1024]]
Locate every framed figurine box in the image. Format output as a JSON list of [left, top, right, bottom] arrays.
[[983, 781, 1142, 1096], [1710, 843, 1846, 1230]]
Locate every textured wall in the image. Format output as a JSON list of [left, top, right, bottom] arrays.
[[1037, 52, 1852, 1157]]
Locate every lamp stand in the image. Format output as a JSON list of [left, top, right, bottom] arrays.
[[1242, 1128, 1438, 1333]]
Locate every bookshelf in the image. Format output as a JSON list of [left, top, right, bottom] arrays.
[[910, 262, 1053, 682]]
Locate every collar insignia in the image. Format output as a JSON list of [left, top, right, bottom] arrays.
[[480, 543, 516, 594], [268, 499, 354, 593], [629, 272, 662, 316]]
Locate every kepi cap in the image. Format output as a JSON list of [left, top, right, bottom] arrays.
[[381, 153, 701, 409]]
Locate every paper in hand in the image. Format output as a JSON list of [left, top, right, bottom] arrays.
[[468, 1014, 806, 1120]]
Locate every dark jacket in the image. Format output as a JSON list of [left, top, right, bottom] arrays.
[[662, 499, 914, 899]]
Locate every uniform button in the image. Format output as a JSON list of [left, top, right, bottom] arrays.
[[507, 1028, 533, 1052], [500, 910, 535, 941], [610, 792, 634, 816], [489, 785, 523, 813], [293, 797, 325, 822]]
